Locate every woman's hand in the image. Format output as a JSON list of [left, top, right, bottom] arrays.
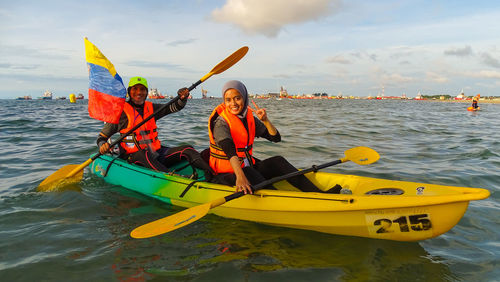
[[235, 173, 253, 195], [99, 142, 110, 154], [251, 100, 277, 136], [230, 156, 253, 194], [251, 100, 268, 121]]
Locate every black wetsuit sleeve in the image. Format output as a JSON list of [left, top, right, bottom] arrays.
[[96, 112, 128, 147], [254, 118, 281, 142], [260, 130, 281, 142], [152, 96, 188, 120], [218, 138, 238, 159]]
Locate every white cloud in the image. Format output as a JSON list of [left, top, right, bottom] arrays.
[[382, 73, 415, 84], [211, 0, 341, 37], [166, 38, 198, 47], [444, 45, 473, 57], [469, 70, 500, 79], [326, 55, 351, 64], [480, 52, 500, 68], [426, 71, 449, 83]]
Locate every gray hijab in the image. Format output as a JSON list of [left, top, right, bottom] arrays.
[[222, 80, 248, 118]]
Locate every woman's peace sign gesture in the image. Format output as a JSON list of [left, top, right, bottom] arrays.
[[250, 99, 277, 135], [250, 99, 268, 121]]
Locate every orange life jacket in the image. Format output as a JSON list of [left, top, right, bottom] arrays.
[[119, 101, 161, 154], [208, 104, 255, 174]]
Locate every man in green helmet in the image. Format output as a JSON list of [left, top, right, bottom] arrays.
[[96, 77, 213, 178]]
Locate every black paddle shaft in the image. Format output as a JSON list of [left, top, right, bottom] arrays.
[[188, 80, 203, 91], [224, 159, 343, 201], [90, 95, 181, 162], [93, 80, 206, 162]]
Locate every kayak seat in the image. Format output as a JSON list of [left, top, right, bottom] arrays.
[[167, 160, 208, 181]]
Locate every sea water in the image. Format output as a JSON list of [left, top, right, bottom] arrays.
[[0, 99, 499, 281]]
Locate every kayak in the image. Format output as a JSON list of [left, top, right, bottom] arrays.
[[90, 154, 489, 242], [467, 106, 480, 111]]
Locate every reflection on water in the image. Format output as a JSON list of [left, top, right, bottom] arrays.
[[103, 188, 454, 281], [198, 218, 454, 281], [103, 195, 454, 281]]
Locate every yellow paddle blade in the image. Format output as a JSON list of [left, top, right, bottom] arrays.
[[345, 146, 380, 165], [200, 46, 249, 82], [37, 164, 84, 192], [37, 158, 91, 192], [130, 202, 212, 239]]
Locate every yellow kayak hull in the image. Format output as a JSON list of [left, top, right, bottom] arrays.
[[91, 155, 489, 241]]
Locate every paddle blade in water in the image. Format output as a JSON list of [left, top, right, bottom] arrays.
[[130, 202, 212, 239], [345, 146, 380, 165], [37, 164, 84, 192]]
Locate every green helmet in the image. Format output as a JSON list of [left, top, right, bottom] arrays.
[[128, 76, 148, 89]]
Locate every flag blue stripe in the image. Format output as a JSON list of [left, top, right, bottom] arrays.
[[88, 63, 127, 99]]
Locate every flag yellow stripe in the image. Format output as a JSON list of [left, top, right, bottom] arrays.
[[84, 37, 117, 77]]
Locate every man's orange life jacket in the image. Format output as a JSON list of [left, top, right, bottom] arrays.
[[208, 104, 255, 174], [119, 101, 161, 154]]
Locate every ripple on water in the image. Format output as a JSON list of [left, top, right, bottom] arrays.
[[0, 99, 499, 281]]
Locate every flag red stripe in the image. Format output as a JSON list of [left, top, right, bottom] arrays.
[[88, 89, 125, 124]]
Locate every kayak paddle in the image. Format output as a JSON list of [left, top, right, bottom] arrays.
[[130, 146, 379, 239], [38, 46, 249, 192]]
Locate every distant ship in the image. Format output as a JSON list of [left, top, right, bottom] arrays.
[[454, 89, 467, 100], [148, 88, 165, 99], [414, 91, 425, 100], [16, 95, 32, 100], [279, 86, 289, 98], [76, 93, 84, 99], [38, 90, 53, 100]]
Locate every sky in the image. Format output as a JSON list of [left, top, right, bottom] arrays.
[[1, 0, 500, 99]]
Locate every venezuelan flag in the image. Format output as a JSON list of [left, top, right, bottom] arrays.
[[85, 37, 127, 124]]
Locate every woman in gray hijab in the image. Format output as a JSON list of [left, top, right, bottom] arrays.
[[208, 80, 325, 194]]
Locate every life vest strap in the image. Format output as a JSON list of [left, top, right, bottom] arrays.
[[138, 129, 157, 136], [210, 143, 223, 151], [238, 144, 252, 152], [210, 151, 229, 160], [209, 143, 252, 152], [121, 136, 158, 144], [136, 137, 158, 145]]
